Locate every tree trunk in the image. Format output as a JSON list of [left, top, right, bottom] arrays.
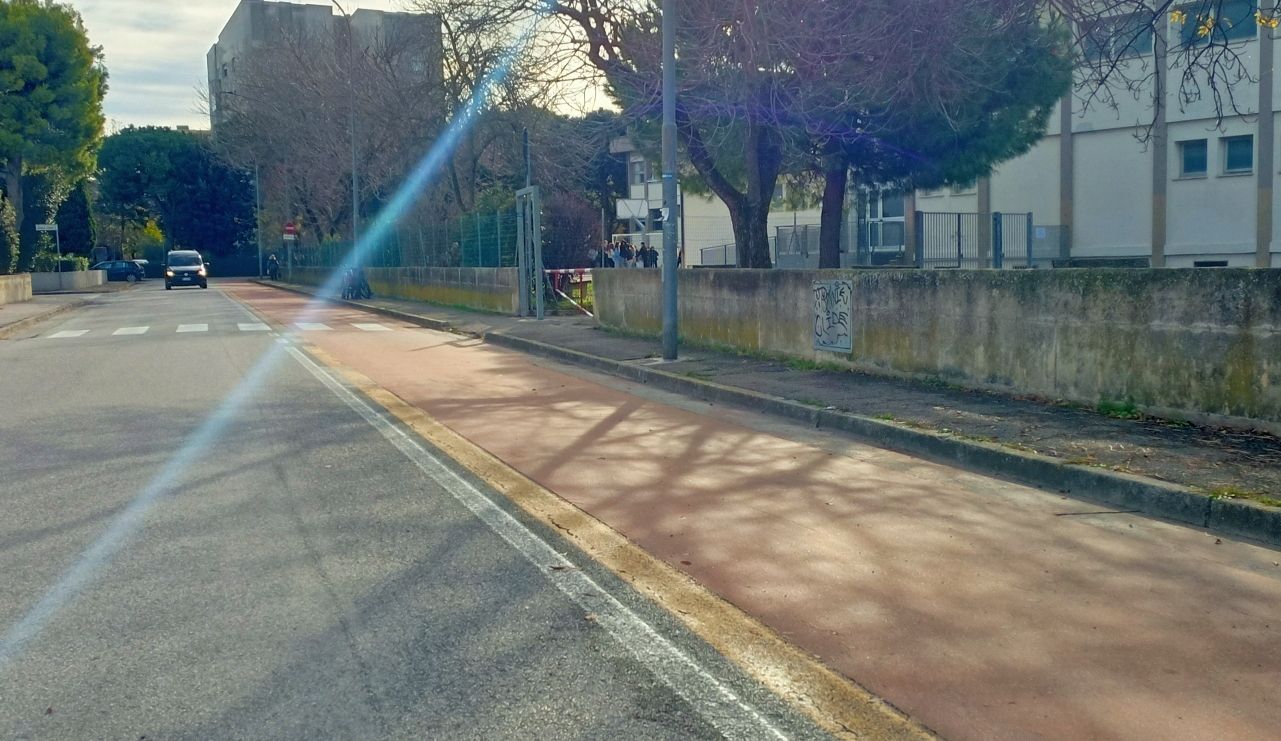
[[818, 153, 848, 269], [678, 113, 778, 268], [729, 196, 772, 269], [738, 122, 780, 268]]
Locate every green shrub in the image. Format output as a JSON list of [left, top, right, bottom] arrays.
[[31, 251, 90, 273]]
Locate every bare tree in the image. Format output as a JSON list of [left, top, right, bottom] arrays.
[[213, 14, 443, 249]]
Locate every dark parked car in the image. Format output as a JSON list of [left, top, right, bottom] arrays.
[[92, 260, 146, 283], [165, 250, 208, 290]]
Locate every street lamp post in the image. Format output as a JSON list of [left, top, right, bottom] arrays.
[[332, 0, 360, 248], [255, 162, 263, 278], [661, 0, 679, 360]]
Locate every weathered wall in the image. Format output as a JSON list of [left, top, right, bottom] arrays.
[[0, 274, 32, 305], [30, 271, 106, 293], [594, 268, 1281, 428], [289, 266, 520, 315]]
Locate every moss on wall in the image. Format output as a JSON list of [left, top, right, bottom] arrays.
[[595, 267, 1281, 425]]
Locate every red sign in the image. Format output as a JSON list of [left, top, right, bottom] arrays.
[[284, 222, 298, 236]]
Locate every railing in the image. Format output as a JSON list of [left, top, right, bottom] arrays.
[[915, 212, 1034, 269]]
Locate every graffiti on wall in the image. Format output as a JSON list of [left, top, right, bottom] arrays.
[[812, 280, 853, 353]]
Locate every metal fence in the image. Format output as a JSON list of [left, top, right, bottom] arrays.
[[916, 212, 1034, 269], [299, 211, 520, 270], [698, 237, 781, 268]]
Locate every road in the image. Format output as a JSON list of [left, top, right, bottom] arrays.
[[0, 282, 826, 740], [226, 281, 1281, 741]]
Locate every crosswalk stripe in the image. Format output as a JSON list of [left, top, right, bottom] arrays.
[[176, 324, 209, 333], [47, 330, 89, 339], [113, 327, 149, 336], [353, 323, 392, 332], [296, 322, 332, 332], [238, 323, 270, 332]]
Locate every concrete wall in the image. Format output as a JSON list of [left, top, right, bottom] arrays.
[[595, 268, 1281, 428], [30, 271, 105, 294], [289, 266, 520, 315], [0, 274, 32, 305]]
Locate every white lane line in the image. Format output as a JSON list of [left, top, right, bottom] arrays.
[[238, 323, 270, 332], [352, 323, 392, 332], [47, 330, 90, 339], [176, 324, 209, 334], [113, 327, 149, 336], [287, 347, 787, 741], [296, 323, 332, 332]]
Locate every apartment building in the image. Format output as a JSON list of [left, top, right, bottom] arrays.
[[207, 0, 441, 130]]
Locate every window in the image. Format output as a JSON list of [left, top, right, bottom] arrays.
[[1083, 13, 1155, 60], [1179, 139, 1208, 177], [881, 192, 905, 219], [630, 159, 650, 186], [1223, 135, 1254, 174], [1178, 0, 1256, 45]]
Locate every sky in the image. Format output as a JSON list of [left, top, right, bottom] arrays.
[[71, 0, 404, 131]]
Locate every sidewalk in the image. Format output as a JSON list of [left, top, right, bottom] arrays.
[[0, 293, 103, 340], [259, 279, 1281, 543]]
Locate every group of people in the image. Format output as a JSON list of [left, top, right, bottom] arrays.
[[590, 239, 660, 269]]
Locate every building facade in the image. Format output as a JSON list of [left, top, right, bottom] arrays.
[[632, 7, 1281, 269], [207, 0, 440, 130]]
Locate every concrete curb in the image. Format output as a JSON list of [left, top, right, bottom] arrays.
[[254, 280, 1281, 549], [0, 299, 91, 340]]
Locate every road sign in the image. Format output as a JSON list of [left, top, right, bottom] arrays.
[[36, 223, 58, 232], [283, 234, 297, 242], [284, 222, 298, 236]]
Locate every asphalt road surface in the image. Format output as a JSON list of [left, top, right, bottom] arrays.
[[0, 282, 824, 740]]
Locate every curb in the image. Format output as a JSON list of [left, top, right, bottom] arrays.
[[254, 280, 1281, 549], [0, 299, 91, 340]]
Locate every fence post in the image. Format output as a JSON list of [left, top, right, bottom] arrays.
[[914, 212, 925, 269], [992, 212, 1004, 270], [956, 212, 963, 268], [1026, 213, 1035, 269]]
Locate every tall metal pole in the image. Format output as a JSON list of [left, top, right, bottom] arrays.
[[660, 0, 679, 360], [523, 128, 531, 188], [254, 162, 263, 278], [333, 1, 359, 248]]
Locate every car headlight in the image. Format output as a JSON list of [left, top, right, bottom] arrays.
[[198, 267, 207, 277], [165, 270, 174, 277]]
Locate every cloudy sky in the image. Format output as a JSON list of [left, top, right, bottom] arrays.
[[72, 0, 403, 131]]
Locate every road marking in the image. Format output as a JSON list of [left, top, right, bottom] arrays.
[[47, 330, 90, 339], [113, 327, 149, 336], [286, 346, 791, 741], [352, 323, 392, 332], [238, 323, 270, 332], [295, 322, 332, 332], [176, 324, 208, 334]]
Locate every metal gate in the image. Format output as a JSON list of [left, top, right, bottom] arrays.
[[915, 212, 1033, 269], [516, 186, 545, 318]]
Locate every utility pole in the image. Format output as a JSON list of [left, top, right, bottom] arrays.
[[254, 162, 263, 278], [332, 0, 359, 248], [660, 0, 679, 360]]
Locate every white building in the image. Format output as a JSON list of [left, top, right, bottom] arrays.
[[626, 5, 1280, 269]]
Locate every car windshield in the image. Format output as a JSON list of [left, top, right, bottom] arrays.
[[169, 254, 201, 267]]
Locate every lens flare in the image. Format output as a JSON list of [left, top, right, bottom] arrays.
[[0, 8, 550, 671]]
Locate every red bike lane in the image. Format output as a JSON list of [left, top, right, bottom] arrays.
[[228, 282, 1281, 741]]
